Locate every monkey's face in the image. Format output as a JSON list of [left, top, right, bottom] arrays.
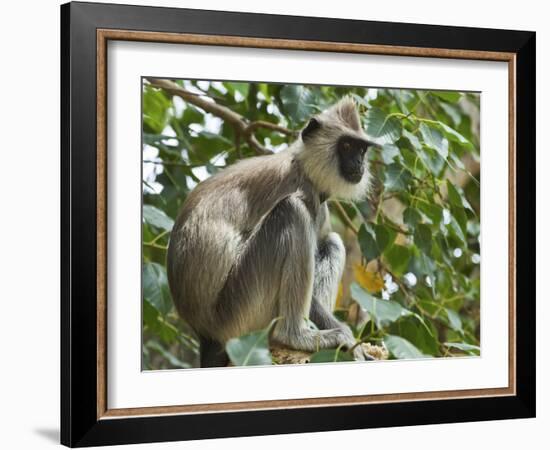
[[336, 135, 371, 184], [298, 96, 374, 200]]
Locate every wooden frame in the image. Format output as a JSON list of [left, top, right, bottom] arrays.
[[61, 1, 535, 446]]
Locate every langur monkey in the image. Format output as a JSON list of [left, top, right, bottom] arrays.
[[167, 97, 376, 367]]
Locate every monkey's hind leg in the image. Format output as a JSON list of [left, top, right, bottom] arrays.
[[265, 197, 357, 355], [199, 335, 229, 368]]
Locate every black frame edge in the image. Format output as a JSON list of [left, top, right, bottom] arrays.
[[60, 2, 536, 447], [514, 32, 536, 417], [60, 2, 71, 447]]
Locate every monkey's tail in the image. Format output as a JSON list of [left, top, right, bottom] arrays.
[[199, 335, 229, 368]]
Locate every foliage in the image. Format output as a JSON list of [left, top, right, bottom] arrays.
[[142, 79, 481, 369]]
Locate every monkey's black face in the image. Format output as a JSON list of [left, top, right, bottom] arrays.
[[336, 135, 371, 184]]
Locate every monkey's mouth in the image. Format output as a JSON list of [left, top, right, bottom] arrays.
[[342, 170, 363, 184]]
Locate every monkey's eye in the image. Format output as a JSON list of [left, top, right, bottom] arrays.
[[343, 142, 351, 150]]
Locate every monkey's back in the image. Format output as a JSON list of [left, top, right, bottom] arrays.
[[167, 150, 302, 339]]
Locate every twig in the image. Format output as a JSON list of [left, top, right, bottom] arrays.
[[143, 242, 168, 251], [145, 230, 170, 246], [331, 200, 359, 234]]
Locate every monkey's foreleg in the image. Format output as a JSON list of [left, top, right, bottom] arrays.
[[311, 231, 346, 321], [308, 232, 369, 360]]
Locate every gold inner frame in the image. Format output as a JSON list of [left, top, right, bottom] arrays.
[[96, 29, 517, 420]]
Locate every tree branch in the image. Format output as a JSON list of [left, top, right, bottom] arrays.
[[145, 78, 295, 155], [244, 120, 297, 137]]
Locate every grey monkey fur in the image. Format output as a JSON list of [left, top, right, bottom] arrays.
[[167, 96, 374, 367]]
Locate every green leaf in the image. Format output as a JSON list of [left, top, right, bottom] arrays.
[[389, 316, 439, 356], [143, 262, 172, 316], [446, 180, 474, 212], [143, 85, 172, 134], [445, 308, 463, 333], [419, 123, 449, 159], [403, 207, 422, 230], [383, 244, 411, 275], [358, 224, 380, 260], [444, 342, 480, 356], [448, 216, 467, 246], [451, 205, 468, 238], [446, 180, 463, 208], [437, 122, 473, 150], [225, 319, 277, 366], [279, 85, 317, 123], [380, 144, 401, 164], [309, 349, 354, 363], [384, 335, 426, 359], [415, 252, 436, 281], [351, 283, 412, 327], [143, 204, 174, 231], [431, 90, 461, 103], [417, 202, 443, 226], [384, 163, 412, 192], [364, 108, 403, 144], [374, 223, 395, 253], [143, 298, 179, 344], [402, 129, 422, 150], [439, 102, 461, 126], [414, 223, 432, 255], [225, 82, 250, 100], [418, 146, 446, 176], [146, 340, 192, 369]]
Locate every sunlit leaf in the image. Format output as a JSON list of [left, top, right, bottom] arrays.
[[353, 264, 384, 293], [364, 108, 403, 144], [384, 163, 412, 192], [143, 204, 174, 231], [381, 144, 401, 164], [279, 85, 317, 123], [437, 122, 474, 150], [351, 283, 412, 328], [419, 123, 449, 159]]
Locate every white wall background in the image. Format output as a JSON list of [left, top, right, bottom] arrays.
[[0, 0, 545, 449]]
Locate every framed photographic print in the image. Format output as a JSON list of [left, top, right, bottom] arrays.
[[60, 1, 536, 447]]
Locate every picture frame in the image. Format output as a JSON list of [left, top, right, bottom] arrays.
[[60, 1, 536, 447]]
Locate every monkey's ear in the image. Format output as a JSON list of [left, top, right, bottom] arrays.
[[301, 117, 321, 142], [335, 96, 361, 131]]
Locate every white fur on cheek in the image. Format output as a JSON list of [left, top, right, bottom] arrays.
[[301, 149, 372, 200]]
